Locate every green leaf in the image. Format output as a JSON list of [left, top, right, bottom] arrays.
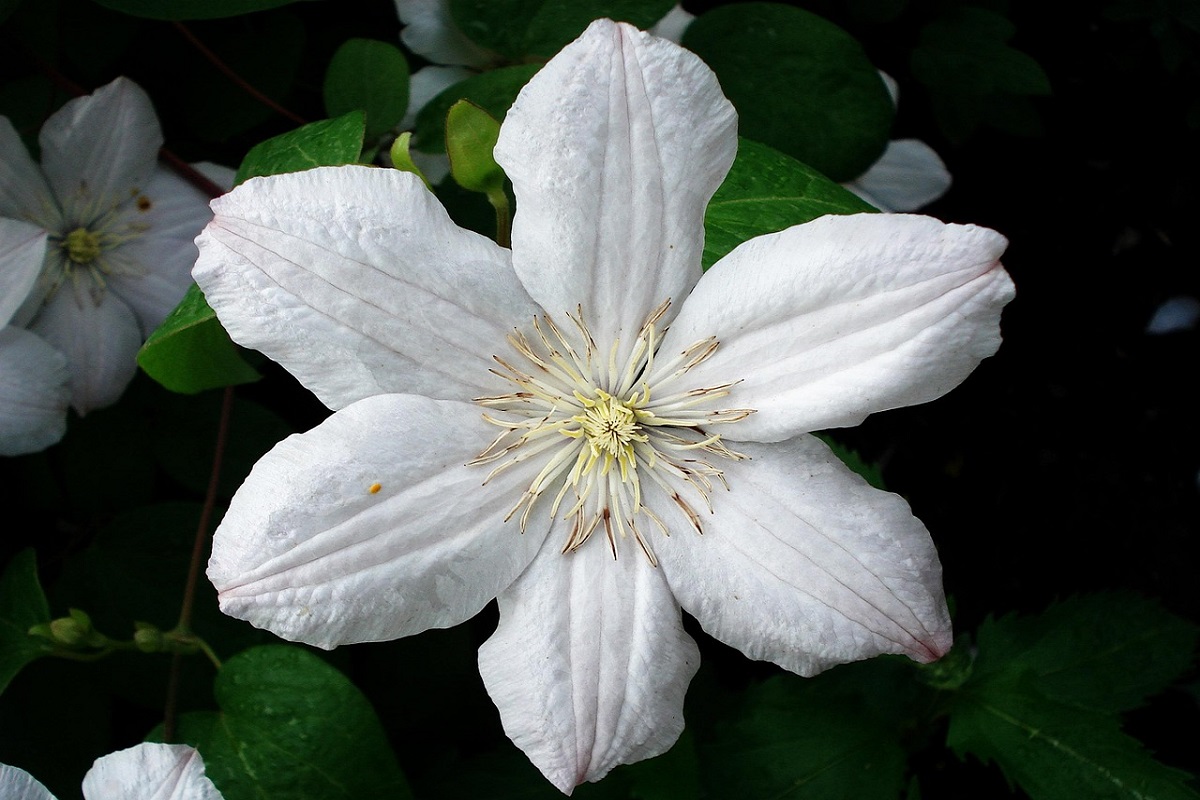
[[446, 100, 505, 195], [137, 283, 260, 395], [413, 64, 540, 154], [0, 550, 53, 694], [911, 6, 1051, 141], [159, 645, 412, 800], [234, 109, 366, 184], [323, 38, 410, 141], [971, 594, 1199, 713], [814, 433, 887, 490], [449, 0, 676, 60], [703, 137, 875, 268], [949, 676, 1200, 800], [699, 670, 909, 800], [88, 0, 301, 20], [684, 3, 894, 181]]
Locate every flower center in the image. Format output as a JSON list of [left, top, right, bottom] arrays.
[[63, 227, 102, 264], [470, 300, 754, 564]]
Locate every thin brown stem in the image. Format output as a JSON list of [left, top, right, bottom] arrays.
[[173, 21, 307, 126]]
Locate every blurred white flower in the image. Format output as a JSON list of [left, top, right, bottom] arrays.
[[0, 743, 222, 800], [1146, 295, 1200, 334], [0, 77, 231, 428]]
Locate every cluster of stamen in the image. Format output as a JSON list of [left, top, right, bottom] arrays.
[[470, 300, 754, 564], [43, 186, 151, 306]]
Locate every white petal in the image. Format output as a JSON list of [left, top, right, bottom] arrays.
[[495, 19, 737, 379], [652, 434, 951, 676], [209, 394, 551, 649], [0, 762, 57, 800], [1146, 295, 1200, 334], [649, 4, 695, 42], [193, 166, 540, 411], [82, 743, 222, 800], [0, 118, 61, 229], [0, 219, 48, 325], [844, 139, 952, 212], [108, 165, 218, 332], [0, 327, 69, 456], [656, 213, 1013, 441], [478, 535, 699, 793], [401, 65, 473, 131], [30, 288, 141, 415], [395, 0, 495, 68], [39, 78, 162, 211]]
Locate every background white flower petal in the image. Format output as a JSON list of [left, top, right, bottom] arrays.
[[30, 288, 141, 415], [0, 763, 56, 800], [652, 433, 952, 677], [479, 536, 699, 793], [0, 327, 69, 456], [656, 213, 1013, 442], [0, 219, 48, 325], [495, 19, 737, 377], [395, 0, 495, 68], [194, 167, 540, 411], [0, 118, 61, 229], [209, 394, 552, 649], [844, 138, 953, 212], [37, 77, 162, 209], [81, 743, 222, 800]]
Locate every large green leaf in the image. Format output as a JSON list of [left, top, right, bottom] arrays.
[[137, 284, 260, 395], [702, 137, 875, 268], [449, 0, 676, 60], [88, 0, 301, 20], [161, 645, 412, 800], [234, 109, 366, 184], [685, 3, 893, 181], [0, 550, 52, 694], [949, 676, 1199, 800], [323, 38, 410, 141]]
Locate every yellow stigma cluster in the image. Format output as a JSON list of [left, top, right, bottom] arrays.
[[470, 300, 753, 564]]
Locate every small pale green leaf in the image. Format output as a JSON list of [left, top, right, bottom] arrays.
[[703, 137, 875, 268], [88, 0, 300, 19], [685, 3, 894, 181], [413, 64, 540, 154], [449, 0, 676, 60], [446, 100, 504, 194], [949, 677, 1200, 800], [158, 645, 412, 800], [0, 550, 53, 694], [234, 110, 366, 185], [137, 283, 260, 395], [390, 132, 432, 188], [323, 38, 410, 141]]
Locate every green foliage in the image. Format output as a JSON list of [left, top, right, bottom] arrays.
[[449, 0, 676, 60], [446, 100, 504, 196], [0, 550, 52, 694], [414, 64, 540, 154], [137, 284, 260, 395], [948, 595, 1200, 800], [160, 645, 412, 800], [703, 137, 875, 268], [685, 3, 894, 182], [911, 6, 1051, 141], [88, 0, 301, 20], [233, 109, 366, 184], [323, 38, 410, 141]]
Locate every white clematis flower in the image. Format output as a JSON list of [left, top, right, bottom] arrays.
[[194, 20, 1014, 793], [844, 72, 953, 212], [0, 743, 222, 800], [0, 77, 229, 418]]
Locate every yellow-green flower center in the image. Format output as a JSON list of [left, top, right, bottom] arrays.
[[63, 227, 103, 264]]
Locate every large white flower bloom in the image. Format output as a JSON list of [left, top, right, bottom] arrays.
[[0, 743, 222, 800], [0, 77, 227, 420], [194, 20, 1013, 793]]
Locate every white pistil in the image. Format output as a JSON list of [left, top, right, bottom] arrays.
[[472, 299, 755, 564]]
